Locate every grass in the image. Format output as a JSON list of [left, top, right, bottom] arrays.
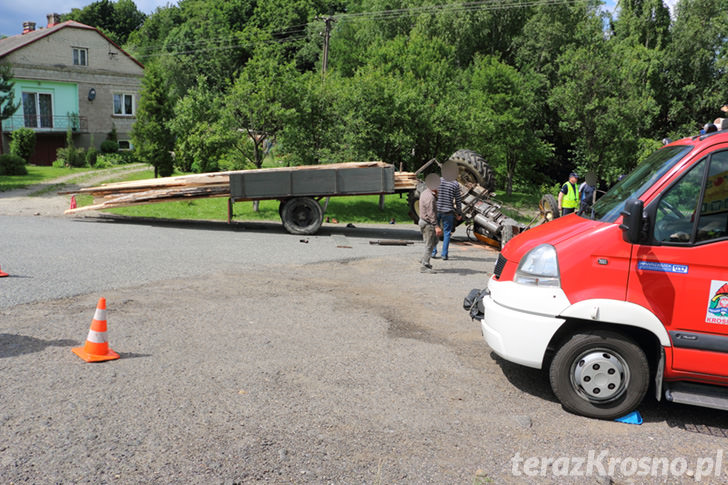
[[493, 189, 544, 224], [108, 193, 412, 224], [0, 165, 89, 192]]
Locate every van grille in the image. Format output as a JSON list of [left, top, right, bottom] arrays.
[[494, 254, 507, 279]]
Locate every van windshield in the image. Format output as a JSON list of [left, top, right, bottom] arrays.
[[589, 145, 693, 222]]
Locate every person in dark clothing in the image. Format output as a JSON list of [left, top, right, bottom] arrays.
[[435, 162, 462, 260]]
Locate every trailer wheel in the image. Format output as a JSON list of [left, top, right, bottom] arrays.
[[449, 149, 495, 191], [280, 197, 323, 235], [539, 194, 559, 222], [549, 330, 649, 420]]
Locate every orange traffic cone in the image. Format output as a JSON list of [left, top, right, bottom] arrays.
[[0, 265, 8, 277], [72, 297, 119, 362]]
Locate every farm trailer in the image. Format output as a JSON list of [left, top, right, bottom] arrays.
[[64, 162, 418, 235]]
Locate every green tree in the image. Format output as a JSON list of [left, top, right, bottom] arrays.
[[0, 63, 20, 155], [63, 0, 146, 45], [132, 64, 175, 177], [513, 0, 606, 181], [461, 56, 552, 195], [224, 49, 296, 169], [611, 0, 671, 50], [663, 0, 728, 134], [169, 77, 236, 173], [279, 71, 344, 165], [549, 39, 661, 182]]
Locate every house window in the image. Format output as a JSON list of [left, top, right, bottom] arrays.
[[22, 92, 53, 128], [73, 47, 88, 66], [118, 140, 133, 151], [113, 93, 134, 116]]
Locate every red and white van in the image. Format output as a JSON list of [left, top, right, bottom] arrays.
[[474, 129, 728, 419]]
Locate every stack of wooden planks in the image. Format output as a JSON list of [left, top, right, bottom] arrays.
[[393, 171, 418, 191], [64, 162, 419, 215]]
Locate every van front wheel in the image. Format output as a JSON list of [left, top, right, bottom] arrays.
[[549, 330, 649, 420]]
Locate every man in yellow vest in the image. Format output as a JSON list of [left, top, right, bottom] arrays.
[[558, 172, 579, 216]]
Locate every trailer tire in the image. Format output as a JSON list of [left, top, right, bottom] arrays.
[[549, 330, 649, 420], [449, 149, 495, 191], [280, 197, 323, 235], [539, 194, 559, 221]]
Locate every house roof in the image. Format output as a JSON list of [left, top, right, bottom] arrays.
[[0, 20, 144, 69]]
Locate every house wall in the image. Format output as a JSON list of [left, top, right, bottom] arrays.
[[0, 25, 143, 163], [4, 80, 79, 132]]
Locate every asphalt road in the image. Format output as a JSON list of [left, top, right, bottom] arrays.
[[3, 214, 728, 484], [0, 215, 434, 309]]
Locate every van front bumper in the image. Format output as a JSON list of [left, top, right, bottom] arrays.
[[480, 278, 569, 369]]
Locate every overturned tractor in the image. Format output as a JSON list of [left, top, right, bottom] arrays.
[[408, 149, 541, 248]]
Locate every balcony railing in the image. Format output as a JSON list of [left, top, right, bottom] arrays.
[[1, 114, 88, 132]]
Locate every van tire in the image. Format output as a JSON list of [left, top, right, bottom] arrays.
[[549, 330, 649, 420]]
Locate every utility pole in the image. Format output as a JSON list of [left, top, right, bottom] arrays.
[[317, 16, 335, 77]]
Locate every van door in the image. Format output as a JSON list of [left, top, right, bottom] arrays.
[[627, 149, 728, 377]]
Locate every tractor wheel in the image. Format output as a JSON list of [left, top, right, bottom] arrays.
[[407, 181, 426, 224], [539, 194, 559, 222], [448, 149, 495, 191]]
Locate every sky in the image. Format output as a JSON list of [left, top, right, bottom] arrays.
[[1, 0, 679, 39], [0, 0, 178, 37]]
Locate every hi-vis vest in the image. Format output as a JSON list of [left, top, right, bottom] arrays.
[[563, 182, 579, 209]]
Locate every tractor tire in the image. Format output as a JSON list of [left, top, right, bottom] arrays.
[[407, 182, 426, 224], [448, 149, 495, 191], [280, 197, 323, 235], [539, 194, 559, 222]]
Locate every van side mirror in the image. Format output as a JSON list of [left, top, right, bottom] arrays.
[[619, 199, 644, 244]]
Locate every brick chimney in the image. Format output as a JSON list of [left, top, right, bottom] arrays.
[[22, 21, 36, 34], [47, 13, 61, 28]]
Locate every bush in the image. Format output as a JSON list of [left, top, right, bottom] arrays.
[[94, 158, 113, 169], [0, 154, 28, 175], [86, 147, 98, 166], [100, 140, 119, 153], [56, 146, 87, 167], [56, 129, 87, 167], [9, 128, 36, 162]]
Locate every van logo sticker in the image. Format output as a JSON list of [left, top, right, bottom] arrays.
[[637, 261, 689, 274], [706, 281, 728, 324]]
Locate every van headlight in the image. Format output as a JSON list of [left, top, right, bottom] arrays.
[[514, 244, 560, 287]]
